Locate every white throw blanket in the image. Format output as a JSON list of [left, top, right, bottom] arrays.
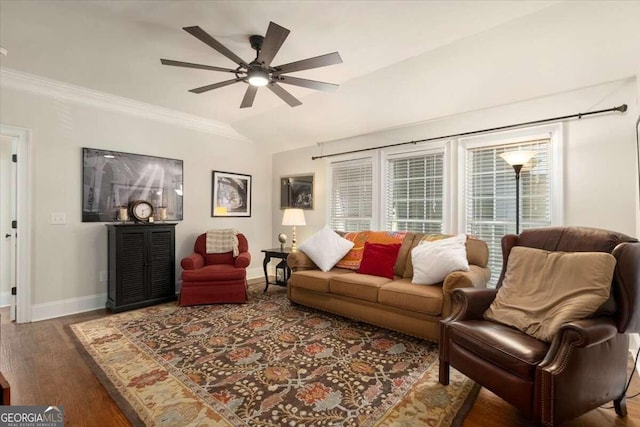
[[206, 229, 239, 256]]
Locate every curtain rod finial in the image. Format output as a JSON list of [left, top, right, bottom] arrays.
[[617, 104, 628, 113]]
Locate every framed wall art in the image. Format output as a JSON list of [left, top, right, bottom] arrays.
[[212, 170, 251, 217], [280, 174, 314, 210], [82, 148, 183, 222]]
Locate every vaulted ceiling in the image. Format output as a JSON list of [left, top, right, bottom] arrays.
[[1, 1, 639, 153]]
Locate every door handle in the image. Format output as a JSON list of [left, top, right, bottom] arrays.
[[4, 233, 10, 238]]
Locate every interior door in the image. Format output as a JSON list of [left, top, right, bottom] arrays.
[[9, 140, 17, 321]]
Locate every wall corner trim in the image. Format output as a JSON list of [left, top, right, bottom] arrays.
[[0, 67, 250, 142]]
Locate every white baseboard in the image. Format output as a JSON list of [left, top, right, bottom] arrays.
[[247, 267, 266, 281], [30, 269, 267, 322], [31, 293, 107, 322]]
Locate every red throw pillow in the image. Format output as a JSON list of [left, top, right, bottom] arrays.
[[357, 242, 402, 279]]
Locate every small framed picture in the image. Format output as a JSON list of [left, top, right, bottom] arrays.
[[280, 174, 314, 210], [212, 171, 251, 217]]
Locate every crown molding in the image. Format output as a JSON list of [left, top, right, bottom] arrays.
[[0, 68, 250, 141]]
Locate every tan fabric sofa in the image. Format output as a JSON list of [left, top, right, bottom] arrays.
[[287, 232, 491, 342]]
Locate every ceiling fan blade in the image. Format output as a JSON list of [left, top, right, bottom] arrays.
[[189, 78, 243, 94], [240, 85, 258, 109], [183, 26, 250, 68], [277, 75, 339, 92], [257, 22, 290, 66], [267, 83, 302, 107], [273, 52, 342, 75], [161, 59, 237, 73]]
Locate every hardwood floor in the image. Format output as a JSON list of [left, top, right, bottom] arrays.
[[1, 303, 639, 426]]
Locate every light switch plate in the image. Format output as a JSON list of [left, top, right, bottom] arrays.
[[50, 212, 66, 225]]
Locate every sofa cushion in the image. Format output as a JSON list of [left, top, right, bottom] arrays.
[[336, 231, 408, 270], [378, 279, 444, 316], [404, 234, 454, 278], [484, 246, 616, 342], [329, 273, 392, 302], [394, 233, 417, 277], [357, 242, 401, 279], [412, 234, 469, 285], [290, 268, 353, 293], [403, 234, 488, 279], [335, 231, 370, 270], [298, 226, 354, 272]]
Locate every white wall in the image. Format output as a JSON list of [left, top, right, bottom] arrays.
[[0, 135, 12, 306], [0, 83, 272, 320], [271, 148, 327, 247], [272, 77, 639, 240]]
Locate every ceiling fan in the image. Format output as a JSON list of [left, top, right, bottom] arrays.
[[160, 22, 343, 108]]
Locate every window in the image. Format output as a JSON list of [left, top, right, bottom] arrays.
[[385, 150, 444, 233], [326, 125, 562, 285], [462, 131, 559, 286], [328, 156, 374, 231]]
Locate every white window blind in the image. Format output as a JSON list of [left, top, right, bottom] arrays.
[[465, 139, 552, 285], [385, 152, 444, 233], [329, 157, 373, 231]]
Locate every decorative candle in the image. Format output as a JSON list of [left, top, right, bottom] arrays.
[[119, 207, 128, 222], [158, 207, 167, 222], [148, 216, 154, 223]]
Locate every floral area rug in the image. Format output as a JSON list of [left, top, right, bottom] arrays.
[[69, 286, 478, 426]]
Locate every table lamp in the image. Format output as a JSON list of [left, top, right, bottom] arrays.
[[282, 208, 306, 252]]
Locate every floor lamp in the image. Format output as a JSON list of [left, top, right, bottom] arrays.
[[282, 208, 306, 252], [499, 150, 536, 234]]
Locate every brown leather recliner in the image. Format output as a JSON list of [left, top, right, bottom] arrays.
[[439, 226, 640, 426]]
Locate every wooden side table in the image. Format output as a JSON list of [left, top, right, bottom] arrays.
[[261, 247, 292, 292]]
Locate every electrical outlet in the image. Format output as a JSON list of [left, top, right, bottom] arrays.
[[50, 212, 66, 225], [99, 271, 108, 282]]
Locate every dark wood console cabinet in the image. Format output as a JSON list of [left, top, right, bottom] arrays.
[[106, 223, 177, 312]]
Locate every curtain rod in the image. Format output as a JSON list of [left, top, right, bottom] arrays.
[[311, 104, 628, 160]]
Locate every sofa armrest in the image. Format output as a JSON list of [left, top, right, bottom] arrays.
[[441, 265, 492, 317], [445, 287, 498, 322], [235, 251, 251, 268], [181, 253, 204, 270], [287, 251, 318, 271]]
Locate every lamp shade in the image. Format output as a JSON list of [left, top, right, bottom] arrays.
[[499, 150, 537, 166], [282, 208, 306, 226]]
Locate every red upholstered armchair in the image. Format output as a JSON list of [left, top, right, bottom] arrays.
[[179, 232, 251, 306], [439, 226, 640, 426]]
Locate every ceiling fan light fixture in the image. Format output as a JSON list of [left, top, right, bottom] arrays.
[[248, 69, 269, 87]]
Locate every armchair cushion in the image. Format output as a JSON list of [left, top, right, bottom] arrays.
[[450, 320, 549, 379], [484, 246, 616, 342], [182, 264, 246, 282]]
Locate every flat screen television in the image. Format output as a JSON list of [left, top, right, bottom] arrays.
[[82, 148, 183, 222]]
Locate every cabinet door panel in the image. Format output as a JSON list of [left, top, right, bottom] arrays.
[[119, 231, 146, 304], [149, 229, 174, 298]]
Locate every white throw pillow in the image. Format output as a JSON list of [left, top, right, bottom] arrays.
[[411, 234, 469, 285], [298, 226, 355, 272]]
